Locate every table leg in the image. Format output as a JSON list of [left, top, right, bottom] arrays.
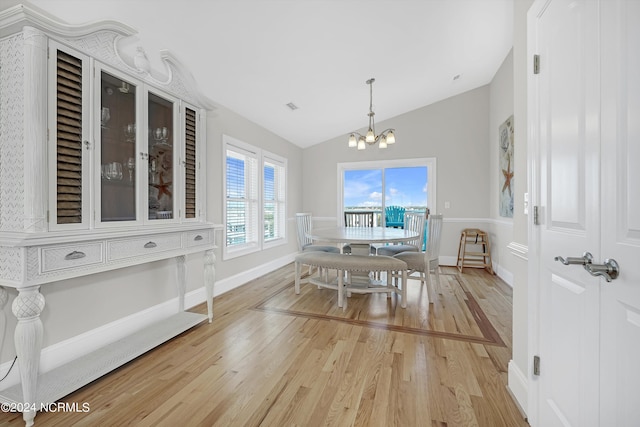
[[204, 249, 216, 323], [348, 243, 372, 286], [12, 286, 45, 427]]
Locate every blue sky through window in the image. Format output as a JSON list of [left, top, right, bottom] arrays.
[[344, 167, 427, 209]]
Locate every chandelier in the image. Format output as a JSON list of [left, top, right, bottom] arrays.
[[348, 78, 396, 150]]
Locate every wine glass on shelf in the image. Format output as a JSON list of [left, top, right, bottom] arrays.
[[126, 157, 135, 182]]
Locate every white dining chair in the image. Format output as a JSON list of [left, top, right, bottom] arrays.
[[296, 213, 340, 276], [393, 214, 444, 300], [375, 211, 426, 256]]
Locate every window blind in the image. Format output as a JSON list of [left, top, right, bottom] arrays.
[[55, 50, 84, 224], [226, 145, 259, 249], [184, 107, 197, 218], [263, 157, 286, 241]]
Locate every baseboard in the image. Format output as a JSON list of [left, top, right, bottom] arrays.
[[0, 253, 296, 390], [495, 263, 514, 287], [440, 255, 457, 266], [212, 253, 296, 297], [0, 295, 183, 389], [440, 256, 513, 287], [508, 360, 528, 418]]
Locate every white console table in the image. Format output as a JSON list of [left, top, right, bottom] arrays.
[[0, 224, 222, 426]]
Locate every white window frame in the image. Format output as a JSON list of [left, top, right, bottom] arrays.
[[223, 135, 288, 260], [262, 151, 287, 249], [337, 157, 437, 225]]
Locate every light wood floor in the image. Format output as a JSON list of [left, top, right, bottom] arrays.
[[1, 265, 528, 427]]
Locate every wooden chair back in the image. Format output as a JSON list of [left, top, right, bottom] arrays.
[[295, 213, 313, 251], [403, 211, 427, 249]]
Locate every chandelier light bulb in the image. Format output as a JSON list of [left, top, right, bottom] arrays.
[[379, 136, 387, 149], [348, 134, 357, 148], [357, 137, 366, 150], [386, 131, 395, 144], [365, 129, 375, 143]]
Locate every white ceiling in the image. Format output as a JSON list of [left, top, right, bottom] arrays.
[[22, 0, 514, 148]]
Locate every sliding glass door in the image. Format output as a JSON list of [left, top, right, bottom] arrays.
[[339, 158, 436, 227]]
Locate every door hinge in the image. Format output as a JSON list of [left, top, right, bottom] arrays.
[[533, 355, 541, 376], [533, 54, 540, 74], [533, 206, 540, 225]]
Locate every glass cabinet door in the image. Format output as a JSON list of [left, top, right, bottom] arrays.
[[99, 71, 137, 222], [147, 91, 175, 220]]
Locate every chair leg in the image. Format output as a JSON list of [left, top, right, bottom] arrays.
[[433, 266, 442, 295], [295, 262, 301, 294], [400, 270, 407, 308]]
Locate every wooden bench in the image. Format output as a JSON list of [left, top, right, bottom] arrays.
[[294, 252, 408, 310]]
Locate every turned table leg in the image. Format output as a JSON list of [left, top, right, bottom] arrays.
[[12, 286, 45, 427], [204, 249, 215, 323]]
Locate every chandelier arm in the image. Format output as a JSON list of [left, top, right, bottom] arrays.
[[377, 128, 395, 135]]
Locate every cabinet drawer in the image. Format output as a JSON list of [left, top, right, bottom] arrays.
[[41, 243, 104, 273], [184, 230, 214, 248], [107, 234, 182, 261]]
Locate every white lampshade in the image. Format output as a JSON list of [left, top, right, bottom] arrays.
[[365, 128, 375, 143], [379, 135, 387, 149], [348, 134, 357, 148], [357, 137, 366, 150], [386, 131, 395, 144]]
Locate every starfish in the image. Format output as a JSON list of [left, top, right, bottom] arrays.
[[151, 172, 172, 200], [502, 157, 513, 194]]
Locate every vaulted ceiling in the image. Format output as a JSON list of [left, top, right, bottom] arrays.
[[22, 0, 514, 148]]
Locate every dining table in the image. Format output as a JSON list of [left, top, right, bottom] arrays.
[[306, 226, 419, 254], [306, 226, 420, 285]]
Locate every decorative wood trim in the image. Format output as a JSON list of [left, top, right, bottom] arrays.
[[0, 3, 214, 110], [254, 272, 506, 347], [507, 241, 529, 261], [0, 33, 26, 232]]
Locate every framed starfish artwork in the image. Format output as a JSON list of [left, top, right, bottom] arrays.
[[499, 115, 514, 218]]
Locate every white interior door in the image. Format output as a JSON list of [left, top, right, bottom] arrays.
[[532, 1, 601, 425], [599, 1, 640, 425], [531, 1, 640, 426]]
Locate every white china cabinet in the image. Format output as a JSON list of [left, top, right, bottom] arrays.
[[0, 4, 220, 426]]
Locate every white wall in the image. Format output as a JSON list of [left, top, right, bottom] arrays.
[[489, 50, 516, 283]]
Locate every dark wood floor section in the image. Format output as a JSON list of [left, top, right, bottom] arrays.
[[0, 265, 528, 427]]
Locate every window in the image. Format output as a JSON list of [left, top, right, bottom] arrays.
[[263, 154, 286, 247], [338, 158, 436, 226], [223, 135, 287, 259]]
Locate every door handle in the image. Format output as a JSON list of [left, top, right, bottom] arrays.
[[554, 252, 593, 266], [584, 259, 620, 282], [555, 252, 620, 282]]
